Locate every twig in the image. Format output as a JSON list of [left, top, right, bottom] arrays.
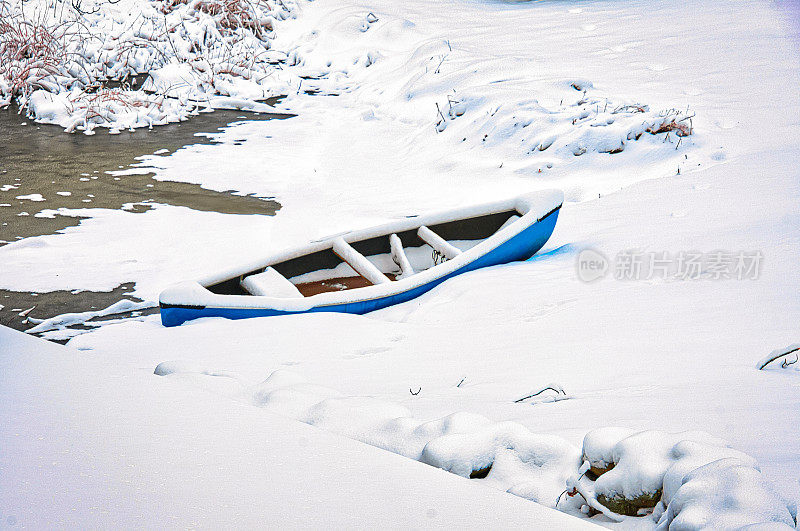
[[757, 345, 800, 370], [514, 384, 567, 403]]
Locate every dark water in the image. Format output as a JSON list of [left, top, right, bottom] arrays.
[[0, 98, 293, 335], [0, 99, 291, 243]]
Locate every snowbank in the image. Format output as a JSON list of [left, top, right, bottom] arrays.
[[0, 325, 590, 528], [160, 364, 581, 508], [153, 364, 798, 527]]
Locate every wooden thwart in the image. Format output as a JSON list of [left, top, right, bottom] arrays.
[[332, 237, 392, 285], [389, 233, 415, 277], [418, 226, 462, 260]]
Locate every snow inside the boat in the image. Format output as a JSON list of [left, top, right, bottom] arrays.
[[210, 211, 522, 298]]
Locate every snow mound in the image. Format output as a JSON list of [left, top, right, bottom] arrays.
[[656, 459, 796, 530], [256, 372, 583, 508], [162, 367, 582, 507], [421, 422, 580, 507], [369, 411, 492, 460], [660, 440, 759, 506], [595, 430, 727, 500], [568, 429, 796, 528], [582, 426, 634, 473], [303, 396, 412, 441]]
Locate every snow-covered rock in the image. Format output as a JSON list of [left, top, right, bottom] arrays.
[[582, 426, 634, 475], [656, 459, 796, 530], [592, 430, 728, 514]]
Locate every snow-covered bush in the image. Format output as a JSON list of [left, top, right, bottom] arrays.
[[0, 0, 296, 132]]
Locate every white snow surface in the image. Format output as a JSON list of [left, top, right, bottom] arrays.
[[656, 459, 796, 530], [0, 326, 590, 528], [2, 0, 800, 527]]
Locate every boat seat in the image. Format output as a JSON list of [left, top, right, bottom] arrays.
[[417, 226, 462, 260], [332, 237, 391, 285], [240, 267, 303, 298], [389, 234, 415, 278]]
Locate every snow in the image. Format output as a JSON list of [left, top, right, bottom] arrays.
[[15, 193, 45, 201], [582, 427, 635, 472], [593, 431, 729, 504], [2, 0, 800, 527], [241, 267, 303, 297], [0, 204, 277, 296], [656, 459, 796, 530], [0, 325, 589, 528], [25, 298, 155, 335], [332, 236, 391, 284]]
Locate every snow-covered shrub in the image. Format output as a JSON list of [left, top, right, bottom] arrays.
[[0, 0, 296, 132], [0, 1, 86, 102], [434, 87, 694, 163]]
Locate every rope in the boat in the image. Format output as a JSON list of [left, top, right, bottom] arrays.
[[432, 249, 447, 266]]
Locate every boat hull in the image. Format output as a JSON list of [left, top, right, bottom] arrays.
[[160, 208, 559, 327]]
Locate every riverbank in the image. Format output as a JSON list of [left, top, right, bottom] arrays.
[[0, 101, 289, 333]]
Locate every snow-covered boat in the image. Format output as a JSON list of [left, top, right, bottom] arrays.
[[159, 189, 563, 327]]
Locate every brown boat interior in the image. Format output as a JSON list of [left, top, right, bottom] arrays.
[[206, 209, 519, 297], [293, 273, 399, 297]]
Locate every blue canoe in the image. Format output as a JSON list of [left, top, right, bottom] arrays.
[[159, 189, 563, 327]]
